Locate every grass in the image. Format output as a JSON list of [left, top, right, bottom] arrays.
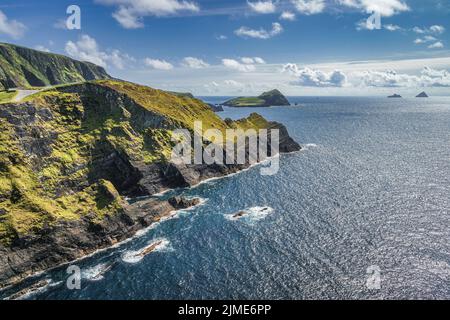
[[0, 80, 278, 245], [0, 90, 17, 104]]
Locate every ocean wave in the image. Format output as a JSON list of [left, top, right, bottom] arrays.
[[5, 278, 61, 300], [225, 206, 274, 222], [122, 238, 172, 264], [82, 262, 116, 281], [303, 143, 318, 150]]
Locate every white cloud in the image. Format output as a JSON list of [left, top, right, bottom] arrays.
[[0, 10, 26, 39], [247, 1, 277, 14], [430, 25, 445, 34], [65, 34, 131, 69], [280, 11, 296, 21], [414, 36, 437, 44], [144, 58, 174, 70], [96, 0, 200, 29], [222, 59, 256, 72], [358, 67, 450, 87], [291, 0, 325, 15], [216, 35, 227, 40], [283, 64, 348, 87], [235, 22, 283, 39], [34, 45, 51, 53], [428, 41, 444, 49], [182, 57, 209, 69], [413, 25, 446, 35], [338, 0, 409, 17], [384, 24, 402, 31]]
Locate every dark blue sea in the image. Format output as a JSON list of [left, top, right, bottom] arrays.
[[3, 96, 450, 300]]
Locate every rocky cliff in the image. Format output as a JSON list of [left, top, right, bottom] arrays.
[[0, 43, 111, 90], [0, 80, 300, 288]]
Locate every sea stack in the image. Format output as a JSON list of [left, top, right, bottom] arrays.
[[416, 91, 429, 98]]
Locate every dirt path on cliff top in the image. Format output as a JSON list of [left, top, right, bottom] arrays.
[[12, 89, 40, 102]]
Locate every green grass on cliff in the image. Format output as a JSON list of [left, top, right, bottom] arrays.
[[0, 80, 280, 245], [0, 42, 111, 90], [0, 90, 17, 104]]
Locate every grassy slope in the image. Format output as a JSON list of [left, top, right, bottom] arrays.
[[0, 80, 276, 245], [0, 42, 110, 89], [0, 90, 17, 104]]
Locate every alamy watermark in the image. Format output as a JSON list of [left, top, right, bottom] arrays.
[[171, 121, 281, 176], [366, 11, 382, 30], [366, 265, 381, 290], [66, 5, 81, 30]]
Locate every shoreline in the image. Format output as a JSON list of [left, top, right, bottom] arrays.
[[1, 151, 301, 296]]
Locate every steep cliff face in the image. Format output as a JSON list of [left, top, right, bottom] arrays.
[[0, 43, 111, 90], [0, 80, 300, 288]]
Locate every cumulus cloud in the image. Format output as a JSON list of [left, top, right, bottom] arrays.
[[358, 67, 450, 87], [222, 59, 256, 72], [291, 0, 325, 15], [34, 45, 51, 53], [96, 0, 200, 29], [181, 57, 209, 69], [384, 24, 402, 31], [428, 41, 444, 49], [414, 36, 437, 44], [65, 35, 131, 69], [283, 64, 347, 87], [247, 1, 277, 14], [144, 58, 174, 70], [0, 10, 26, 39], [338, 0, 409, 17], [235, 22, 283, 39], [280, 11, 296, 21], [413, 25, 446, 34]]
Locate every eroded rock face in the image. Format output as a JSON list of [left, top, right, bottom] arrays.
[[168, 196, 201, 209], [0, 81, 301, 289]]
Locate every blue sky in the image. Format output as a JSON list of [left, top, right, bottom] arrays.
[[1, 0, 450, 96]]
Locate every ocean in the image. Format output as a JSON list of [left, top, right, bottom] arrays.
[[3, 96, 450, 300]]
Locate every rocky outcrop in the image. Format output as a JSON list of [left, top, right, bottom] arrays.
[[0, 80, 301, 289], [0, 42, 111, 90], [388, 94, 402, 98], [416, 91, 429, 98], [208, 103, 224, 112]]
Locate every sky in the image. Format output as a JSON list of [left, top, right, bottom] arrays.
[[0, 0, 450, 96]]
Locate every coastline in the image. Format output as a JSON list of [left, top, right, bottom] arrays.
[[0, 149, 301, 294]]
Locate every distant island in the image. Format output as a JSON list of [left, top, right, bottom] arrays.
[[416, 91, 429, 98], [388, 94, 402, 98], [223, 89, 290, 107]]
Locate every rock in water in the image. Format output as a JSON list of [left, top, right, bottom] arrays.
[[388, 94, 402, 98], [416, 91, 429, 98], [168, 196, 201, 209]]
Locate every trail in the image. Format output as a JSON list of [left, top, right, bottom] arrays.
[[12, 89, 40, 102]]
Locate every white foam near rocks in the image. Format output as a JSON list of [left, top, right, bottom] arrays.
[[121, 238, 171, 264], [225, 206, 274, 222]]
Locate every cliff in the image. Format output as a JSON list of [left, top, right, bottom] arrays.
[[0, 80, 300, 288], [0, 43, 111, 90], [223, 89, 290, 107]]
